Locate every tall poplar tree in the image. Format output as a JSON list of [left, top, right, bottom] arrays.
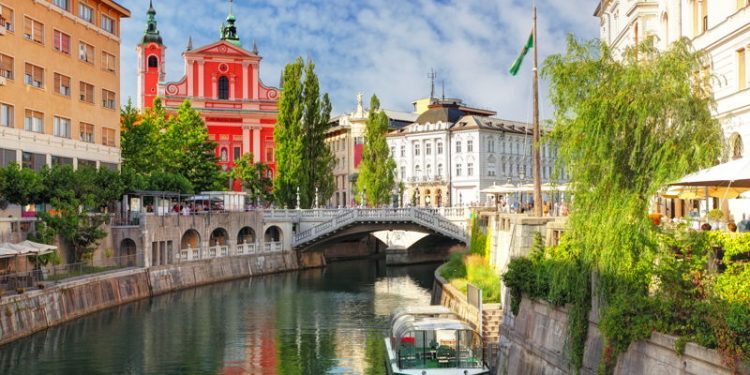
[[356, 95, 396, 206], [274, 58, 304, 208], [274, 57, 334, 208], [300, 61, 334, 208]]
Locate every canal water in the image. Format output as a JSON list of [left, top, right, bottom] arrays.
[[0, 259, 439, 375]]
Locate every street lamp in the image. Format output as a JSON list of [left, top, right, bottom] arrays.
[[315, 186, 319, 209], [296, 186, 300, 210]]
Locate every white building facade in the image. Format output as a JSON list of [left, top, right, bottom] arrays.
[[595, 0, 750, 219], [388, 101, 560, 207], [325, 94, 416, 207]]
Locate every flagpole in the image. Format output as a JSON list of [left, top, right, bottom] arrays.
[[532, 6, 543, 217]]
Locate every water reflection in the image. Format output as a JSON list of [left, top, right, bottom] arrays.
[[0, 259, 438, 375]]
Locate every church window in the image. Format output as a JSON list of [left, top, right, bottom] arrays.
[[218, 76, 229, 99], [147, 55, 158, 68]]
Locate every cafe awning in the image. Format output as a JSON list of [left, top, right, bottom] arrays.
[[0, 241, 56, 259]]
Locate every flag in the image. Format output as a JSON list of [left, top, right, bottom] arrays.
[[508, 31, 534, 76]]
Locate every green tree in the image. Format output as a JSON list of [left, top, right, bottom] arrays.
[[161, 100, 223, 192], [146, 171, 194, 194], [120, 98, 159, 175], [0, 163, 44, 205], [37, 198, 107, 263], [274, 57, 305, 208], [300, 61, 334, 208], [532, 36, 722, 372], [356, 95, 396, 206], [232, 153, 273, 204]]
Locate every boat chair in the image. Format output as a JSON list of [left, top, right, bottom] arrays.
[[399, 344, 417, 368], [436, 345, 455, 368]]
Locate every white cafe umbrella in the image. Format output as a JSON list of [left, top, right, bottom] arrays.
[[672, 157, 750, 189]]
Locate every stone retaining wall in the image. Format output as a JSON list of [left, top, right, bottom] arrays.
[[0, 252, 299, 346], [498, 296, 749, 375], [432, 268, 503, 372]]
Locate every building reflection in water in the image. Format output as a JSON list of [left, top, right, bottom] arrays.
[[0, 260, 438, 375]]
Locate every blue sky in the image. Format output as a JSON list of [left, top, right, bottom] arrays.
[[117, 0, 600, 121]]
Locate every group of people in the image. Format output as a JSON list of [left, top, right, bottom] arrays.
[[495, 198, 569, 217]]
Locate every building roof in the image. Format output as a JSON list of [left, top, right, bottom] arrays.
[[103, 0, 131, 17], [414, 105, 466, 124], [383, 109, 418, 123], [453, 115, 533, 134]]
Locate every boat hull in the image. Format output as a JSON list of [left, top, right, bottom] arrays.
[[384, 338, 490, 375]]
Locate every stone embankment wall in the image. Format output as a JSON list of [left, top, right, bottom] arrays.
[[498, 296, 748, 375], [432, 269, 503, 345], [0, 252, 301, 346]]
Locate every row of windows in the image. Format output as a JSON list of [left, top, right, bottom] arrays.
[[0, 5, 117, 71], [217, 141, 275, 163], [392, 138, 553, 158], [47, 0, 118, 35], [0, 102, 115, 146], [397, 162, 557, 180], [0, 147, 114, 170], [0, 54, 116, 108]]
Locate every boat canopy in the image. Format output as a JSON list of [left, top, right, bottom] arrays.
[[389, 310, 485, 370]]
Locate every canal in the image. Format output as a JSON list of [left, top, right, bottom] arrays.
[[0, 259, 439, 374]]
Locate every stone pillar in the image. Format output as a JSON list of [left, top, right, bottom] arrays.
[[198, 61, 205, 97], [201, 241, 210, 259], [253, 127, 261, 162], [242, 62, 250, 99], [252, 63, 259, 99], [187, 60, 193, 96], [242, 126, 251, 156], [227, 239, 237, 256], [229, 75, 236, 100]]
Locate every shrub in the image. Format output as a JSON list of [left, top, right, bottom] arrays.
[[440, 252, 467, 280]]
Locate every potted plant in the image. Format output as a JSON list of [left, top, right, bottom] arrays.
[[707, 208, 724, 228]]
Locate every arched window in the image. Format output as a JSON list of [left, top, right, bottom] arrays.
[[218, 76, 229, 100], [147, 55, 158, 68], [220, 148, 228, 162], [730, 133, 744, 160]]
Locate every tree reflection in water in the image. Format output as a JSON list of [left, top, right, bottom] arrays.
[[0, 259, 439, 375]]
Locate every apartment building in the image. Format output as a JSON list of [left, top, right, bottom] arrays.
[[0, 0, 130, 171]]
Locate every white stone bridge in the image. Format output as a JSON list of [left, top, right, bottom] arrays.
[[291, 208, 468, 250], [111, 207, 470, 267]]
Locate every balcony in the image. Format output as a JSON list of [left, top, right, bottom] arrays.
[[406, 175, 447, 185]]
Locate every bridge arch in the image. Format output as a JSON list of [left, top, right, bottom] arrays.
[[264, 225, 282, 242], [237, 226, 256, 244], [210, 227, 228, 246], [181, 229, 201, 249]]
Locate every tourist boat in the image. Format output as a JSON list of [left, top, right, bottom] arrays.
[[384, 306, 491, 375]]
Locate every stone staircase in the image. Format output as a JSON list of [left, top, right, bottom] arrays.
[[482, 304, 503, 344]]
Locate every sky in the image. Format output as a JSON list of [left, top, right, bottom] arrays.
[[117, 0, 601, 121]]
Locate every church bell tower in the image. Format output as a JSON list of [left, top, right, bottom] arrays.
[[137, 0, 166, 109]]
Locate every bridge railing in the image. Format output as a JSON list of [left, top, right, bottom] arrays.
[[292, 208, 467, 247]]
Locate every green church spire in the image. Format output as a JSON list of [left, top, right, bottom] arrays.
[[141, 0, 163, 45], [219, 0, 241, 47]]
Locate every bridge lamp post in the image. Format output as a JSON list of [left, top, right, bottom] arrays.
[[315, 187, 319, 209], [296, 187, 301, 210]]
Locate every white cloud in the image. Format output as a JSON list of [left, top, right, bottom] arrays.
[[117, 0, 600, 121]]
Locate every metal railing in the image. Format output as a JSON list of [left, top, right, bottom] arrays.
[[293, 208, 467, 247], [0, 253, 140, 292]]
